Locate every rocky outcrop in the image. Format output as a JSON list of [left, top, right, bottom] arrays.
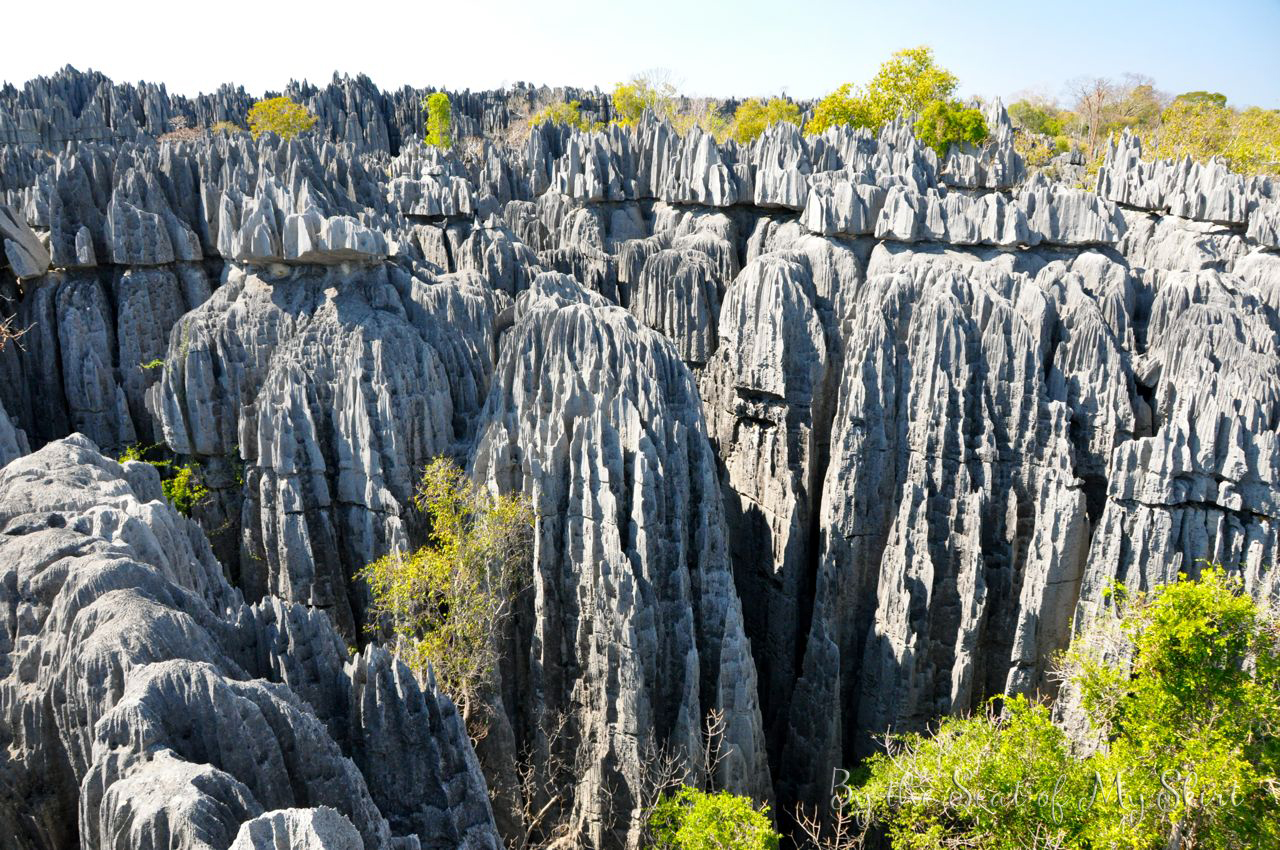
[[0, 435, 500, 850], [472, 274, 770, 847], [5, 64, 1280, 850], [149, 263, 501, 631]]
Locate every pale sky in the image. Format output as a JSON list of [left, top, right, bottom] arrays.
[[3, 0, 1278, 108]]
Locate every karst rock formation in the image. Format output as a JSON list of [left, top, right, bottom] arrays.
[[1, 67, 1278, 849]]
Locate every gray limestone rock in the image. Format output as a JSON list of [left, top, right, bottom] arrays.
[[0, 435, 501, 850], [628, 248, 721, 365], [0, 395, 29, 468], [0, 203, 50, 279], [472, 276, 770, 847], [230, 808, 364, 850]]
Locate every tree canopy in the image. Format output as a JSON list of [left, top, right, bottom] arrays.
[[246, 96, 317, 140], [360, 457, 534, 729], [804, 47, 987, 159], [423, 91, 453, 149], [843, 567, 1280, 849], [731, 97, 801, 144], [648, 788, 779, 850]]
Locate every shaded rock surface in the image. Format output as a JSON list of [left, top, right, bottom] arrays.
[[0, 435, 500, 850], [2, 66, 1279, 849]]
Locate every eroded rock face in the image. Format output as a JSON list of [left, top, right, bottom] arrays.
[[472, 274, 770, 848], [4, 64, 1280, 850], [0, 435, 500, 850], [149, 263, 501, 633]]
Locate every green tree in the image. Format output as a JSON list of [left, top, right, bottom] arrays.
[[913, 99, 989, 158], [731, 97, 802, 144], [804, 46, 963, 136], [611, 70, 678, 127], [246, 96, 317, 140], [359, 457, 534, 728], [1152, 98, 1280, 176], [648, 787, 779, 850], [844, 567, 1280, 849], [805, 83, 874, 135], [529, 99, 598, 132], [1174, 90, 1228, 108], [861, 46, 959, 127], [423, 91, 453, 149], [1008, 99, 1065, 137]]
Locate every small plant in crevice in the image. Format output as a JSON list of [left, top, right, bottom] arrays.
[[139, 357, 165, 371], [116, 443, 210, 518], [163, 463, 209, 518]]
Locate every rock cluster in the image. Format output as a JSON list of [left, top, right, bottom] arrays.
[[0, 435, 499, 850], [2, 66, 1279, 848]]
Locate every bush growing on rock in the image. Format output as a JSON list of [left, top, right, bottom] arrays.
[[731, 97, 801, 144], [612, 70, 678, 127], [423, 91, 453, 148], [1151, 95, 1280, 176], [648, 787, 779, 850], [529, 99, 600, 132], [841, 567, 1280, 849], [117, 444, 210, 517], [247, 96, 317, 140], [210, 120, 246, 135], [913, 98, 989, 158], [359, 457, 534, 729], [163, 463, 209, 517], [805, 46, 981, 142]]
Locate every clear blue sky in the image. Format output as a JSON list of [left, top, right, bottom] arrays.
[[3, 0, 1277, 107]]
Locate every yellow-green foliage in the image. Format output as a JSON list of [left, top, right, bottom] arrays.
[[845, 566, 1280, 849], [246, 97, 317, 140], [862, 46, 959, 126], [139, 357, 165, 371], [529, 99, 595, 132], [807, 46, 959, 136], [118, 444, 209, 518], [359, 457, 534, 724], [731, 97, 801, 144], [913, 99, 989, 158], [1151, 96, 1280, 176], [210, 120, 246, 135], [611, 74, 677, 127], [806, 83, 874, 136], [163, 463, 209, 518], [1008, 99, 1066, 137], [423, 92, 453, 149], [671, 102, 732, 143], [648, 787, 779, 850]]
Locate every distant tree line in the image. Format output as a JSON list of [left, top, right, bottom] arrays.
[[1008, 76, 1280, 176]]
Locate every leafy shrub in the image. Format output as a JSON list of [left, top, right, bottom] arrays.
[[117, 445, 209, 518], [1151, 97, 1280, 176], [844, 567, 1280, 849], [806, 83, 874, 135], [163, 463, 209, 517], [210, 120, 246, 135], [1008, 99, 1065, 137], [359, 457, 533, 727], [648, 787, 779, 850], [611, 71, 678, 127], [731, 98, 801, 144], [529, 99, 598, 132], [805, 46, 960, 136], [247, 97, 317, 140], [913, 99, 989, 158], [423, 92, 453, 149], [139, 357, 165, 371]]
